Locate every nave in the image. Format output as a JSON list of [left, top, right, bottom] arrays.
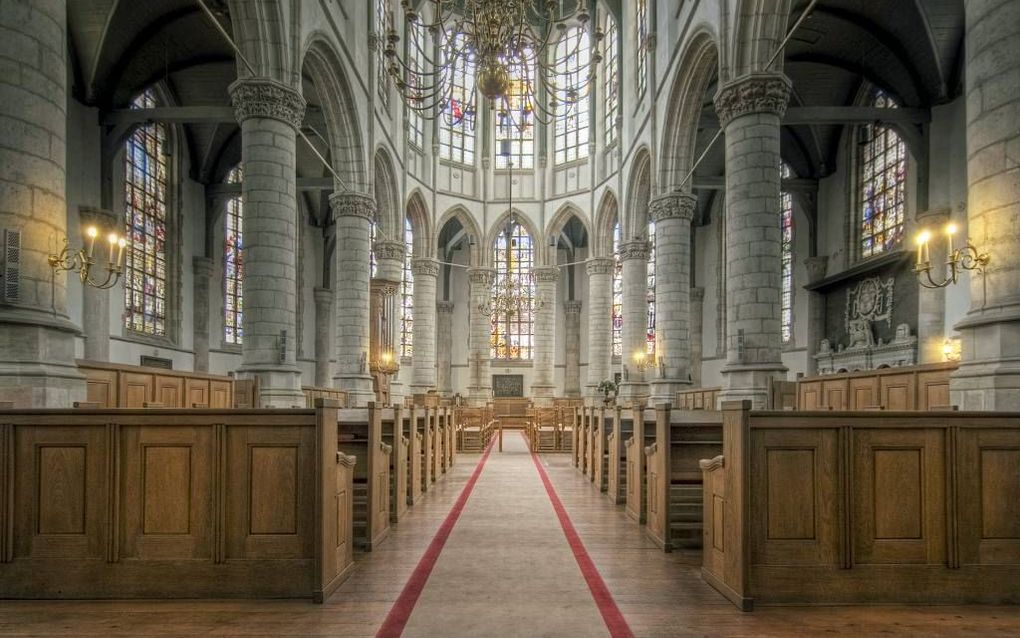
[[2, 434, 1017, 638]]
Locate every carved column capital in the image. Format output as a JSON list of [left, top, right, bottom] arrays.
[[436, 301, 455, 314], [467, 267, 496, 286], [585, 257, 615, 276], [228, 77, 306, 128], [533, 266, 561, 283], [374, 240, 405, 262], [371, 278, 400, 297], [649, 191, 696, 224], [618, 240, 651, 262], [564, 300, 583, 315], [411, 258, 440, 278], [192, 255, 214, 279], [713, 73, 792, 126], [803, 255, 829, 283], [330, 192, 376, 221]]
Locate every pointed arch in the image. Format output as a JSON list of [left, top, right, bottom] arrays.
[[545, 203, 592, 264], [624, 147, 653, 240], [405, 190, 433, 258], [730, 0, 793, 78], [436, 205, 484, 266], [485, 208, 543, 265], [372, 147, 400, 242], [593, 189, 620, 258]]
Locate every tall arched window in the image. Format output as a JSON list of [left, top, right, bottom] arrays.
[[859, 89, 906, 259], [490, 221, 535, 360], [369, 219, 378, 277], [124, 89, 168, 336], [438, 34, 476, 164], [646, 220, 656, 356], [636, 0, 648, 97], [495, 52, 535, 169], [224, 166, 244, 345], [375, 0, 391, 108], [611, 221, 623, 357], [552, 27, 590, 165], [407, 20, 426, 149], [603, 14, 620, 147], [780, 162, 794, 344], [399, 217, 414, 358]]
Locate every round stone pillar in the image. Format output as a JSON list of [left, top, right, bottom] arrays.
[[410, 258, 439, 393], [563, 300, 582, 397], [436, 301, 455, 395], [714, 72, 792, 408], [951, 0, 1020, 409], [313, 286, 335, 387], [229, 77, 306, 407], [467, 268, 496, 405], [79, 206, 117, 362], [618, 240, 651, 402], [690, 286, 705, 387], [585, 257, 615, 399], [531, 266, 560, 402], [649, 192, 695, 402], [331, 192, 377, 407], [0, 0, 84, 406], [191, 256, 214, 372]]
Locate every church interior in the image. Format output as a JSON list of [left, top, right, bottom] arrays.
[[0, 0, 1018, 635]]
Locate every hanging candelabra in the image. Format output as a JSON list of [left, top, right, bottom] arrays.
[[48, 225, 127, 290]]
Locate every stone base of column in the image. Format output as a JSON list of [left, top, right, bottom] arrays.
[[530, 382, 556, 406], [237, 365, 304, 408], [467, 385, 491, 406], [409, 383, 436, 396], [617, 380, 649, 406], [950, 307, 1020, 410], [719, 364, 787, 410], [335, 373, 376, 407], [0, 313, 85, 407], [649, 379, 691, 407], [389, 379, 406, 406]]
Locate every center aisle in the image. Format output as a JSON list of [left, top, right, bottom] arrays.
[[381, 434, 626, 638]]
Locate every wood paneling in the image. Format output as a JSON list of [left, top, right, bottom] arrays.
[[85, 369, 117, 407], [142, 446, 191, 534], [797, 363, 956, 411], [120, 373, 153, 408], [879, 373, 915, 412], [78, 361, 235, 410], [37, 446, 86, 535], [249, 447, 299, 535], [849, 376, 879, 410], [154, 376, 184, 408]]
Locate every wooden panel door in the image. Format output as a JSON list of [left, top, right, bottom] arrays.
[[185, 379, 210, 407], [154, 375, 184, 408], [917, 370, 951, 410], [799, 381, 822, 410], [880, 373, 916, 411], [956, 428, 1020, 565], [83, 368, 117, 407], [822, 380, 848, 411], [119, 372, 154, 408], [848, 376, 879, 410], [209, 380, 232, 408]]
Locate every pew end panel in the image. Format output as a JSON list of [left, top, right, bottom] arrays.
[[337, 405, 391, 552]]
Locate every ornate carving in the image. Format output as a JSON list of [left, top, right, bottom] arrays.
[[330, 192, 376, 220], [436, 301, 455, 314], [411, 258, 440, 277], [713, 73, 792, 126], [846, 276, 894, 331], [374, 240, 405, 262], [618, 240, 650, 262], [563, 300, 583, 314], [371, 278, 400, 297], [586, 257, 615, 276], [533, 266, 560, 283], [467, 268, 496, 286], [229, 78, 306, 128], [649, 192, 696, 224]]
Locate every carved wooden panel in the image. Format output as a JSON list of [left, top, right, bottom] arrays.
[[120, 373, 153, 408], [822, 380, 847, 410], [849, 376, 879, 410], [917, 370, 951, 410], [155, 375, 184, 408], [957, 429, 1020, 565], [799, 381, 822, 410], [880, 373, 915, 410], [85, 368, 117, 407], [209, 380, 232, 408], [853, 429, 945, 564], [250, 447, 298, 534], [185, 379, 209, 407]]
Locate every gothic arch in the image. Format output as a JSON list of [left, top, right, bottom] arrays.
[[372, 147, 400, 242], [485, 208, 543, 267], [592, 190, 619, 258], [545, 203, 592, 264], [436, 205, 483, 267], [405, 190, 433, 258], [730, 0, 793, 79], [623, 148, 653, 241]]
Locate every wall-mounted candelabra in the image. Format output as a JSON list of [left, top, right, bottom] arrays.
[[913, 223, 989, 289], [49, 225, 127, 289]]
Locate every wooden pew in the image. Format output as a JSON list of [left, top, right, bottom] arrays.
[[303, 386, 348, 408], [530, 407, 559, 452], [593, 405, 618, 493], [404, 405, 424, 505], [337, 404, 391, 551], [796, 362, 957, 411], [644, 404, 723, 551], [700, 401, 1020, 609], [557, 404, 576, 453], [380, 405, 408, 524], [0, 401, 354, 601], [417, 406, 434, 491], [606, 406, 634, 504], [586, 406, 600, 480], [675, 387, 721, 411], [77, 360, 234, 409], [493, 397, 531, 430], [572, 406, 585, 468], [443, 406, 456, 468], [455, 406, 492, 452], [625, 403, 656, 524]]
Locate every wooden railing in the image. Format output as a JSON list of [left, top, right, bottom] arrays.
[[796, 362, 956, 411], [77, 360, 234, 408], [700, 401, 1020, 609], [0, 401, 353, 601], [675, 387, 720, 411]]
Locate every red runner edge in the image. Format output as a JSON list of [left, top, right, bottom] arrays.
[[375, 438, 495, 638], [526, 434, 636, 638]]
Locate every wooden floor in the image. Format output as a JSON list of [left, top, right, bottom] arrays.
[[1, 434, 1017, 637]]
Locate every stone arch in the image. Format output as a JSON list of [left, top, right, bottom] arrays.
[[730, 0, 793, 79], [624, 148, 653, 241], [372, 147, 401, 242], [436, 205, 483, 267], [485, 208, 544, 268], [545, 203, 592, 264], [405, 189, 433, 258], [592, 189, 620, 258], [658, 30, 720, 195]]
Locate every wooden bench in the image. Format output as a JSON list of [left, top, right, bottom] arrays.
[[493, 397, 531, 430], [625, 403, 656, 524], [606, 407, 634, 505], [529, 407, 559, 452], [675, 387, 720, 411], [645, 404, 723, 551], [0, 401, 354, 601], [797, 362, 957, 411], [456, 406, 493, 451], [77, 360, 234, 408], [337, 405, 391, 551], [303, 386, 348, 408], [403, 405, 424, 505], [380, 405, 408, 524], [592, 405, 618, 493], [700, 401, 1020, 609]]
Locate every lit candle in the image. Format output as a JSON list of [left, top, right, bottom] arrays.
[[117, 238, 126, 267], [107, 232, 118, 264], [85, 226, 98, 258], [945, 223, 957, 258], [916, 230, 931, 267]]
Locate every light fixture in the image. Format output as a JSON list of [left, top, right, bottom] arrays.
[[384, 1, 603, 128], [632, 350, 650, 372], [913, 222, 989, 289], [373, 349, 400, 376], [942, 337, 961, 363], [49, 225, 127, 289]]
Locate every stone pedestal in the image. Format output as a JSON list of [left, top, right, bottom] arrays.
[[0, 0, 85, 406], [649, 192, 695, 403], [332, 192, 377, 406], [436, 301, 454, 395], [563, 300, 582, 397], [803, 256, 828, 376], [192, 256, 213, 372], [410, 258, 439, 393], [313, 287, 335, 387], [618, 240, 651, 402], [714, 73, 791, 408], [690, 287, 705, 387], [229, 78, 306, 407], [467, 268, 496, 405], [531, 266, 559, 402], [79, 206, 117, 362], [585, 257, 614, 399]]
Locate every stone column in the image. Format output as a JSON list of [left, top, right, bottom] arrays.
[[79, 206, 116, 362], [714, 73, 792, 408], [313, 287, 335, 387], [192, 256, 213, 372], [585, 257, 615, 399], [803, 256, 828, 376], [0, 0, 84, 406], [952, 1, 1020, 409], [331, 192, 377, 406], [229, 78, 305, 407], [411, 258, 439, 393], [690, 287, 705, 387], [531, 266, 559, 402], [467, 268, 496, 405], [618, 240, 651, 402], [563, 300, 582, 397], [436, 301, 454, 395], [649, 192, 695, 402], [914, 209, 951, 364], [374, 240, 405, 402]]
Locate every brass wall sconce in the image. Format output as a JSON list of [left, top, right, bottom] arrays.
[[49, 225, 127, 289], [913, 223, 989, 289]]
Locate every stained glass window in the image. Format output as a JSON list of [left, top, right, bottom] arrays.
[[636, 0, 648, 97], [124, 89, 168, 336], [603, 15, 620, 146], [553, 27, 590, 165], [224, 165, 244, 345], [490, 222, 535, 360], [375, 0, 391, 109], [439, 34, 476, 165], [400, 217, 414, 358], [780, 162, 794, 344], [647, 220, 656, 357], [859, 90, 906, 259], [369, 219, 378, 277], [407, 20, 426, 149], [612, 221, 623, 357], [495, 51, 535, 169]]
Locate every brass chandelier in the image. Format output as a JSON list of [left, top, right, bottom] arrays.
[[384, 0, 603, 129]]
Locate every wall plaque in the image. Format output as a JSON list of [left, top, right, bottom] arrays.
[[492, 374, 524, 397]]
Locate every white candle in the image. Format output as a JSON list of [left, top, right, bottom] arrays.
[[85, 226, 98, 258]]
